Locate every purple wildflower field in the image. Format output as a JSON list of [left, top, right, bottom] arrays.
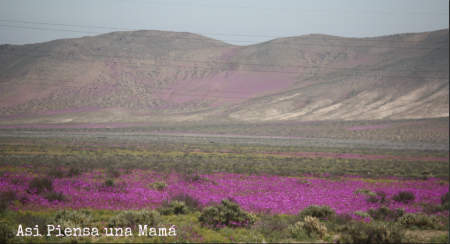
[[2, 165, 448, 219]]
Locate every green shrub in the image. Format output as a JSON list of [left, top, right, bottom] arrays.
[[0, 190, 16, 203], [354, 189, 377, 197], [158, 200, 189, 215], [107, 168, 121, 178], [148, 181, 167, 190], [353, 211, 371, 218], [27, 177, 53, 194], [16, 212, 49, 234], [291, 216, 327, 239], [423, 203, 449, 214], [104, 178, 114, 187], [256, 214, 291, 240], [0, 199, 8, 214], [0, 222, 15, 243], [47, 168, 65, 178], [392, 191, 415, 204], [367, 206, 404, 221], [398, 213, 441, 230], [168, 194, 202, 212], [198, 199, 256, 228], [54, 209, 94, 227], [365, 191, 389, 204], [299, 205, 335, 220], [44, 191, 65, 202], [441, 192, 449, 205], [108, 209, 160, 228], [67, 167, 82, 177], [287, 221, 312, 241], [183, 172, 208, 183], [340, 221, 406, 243]]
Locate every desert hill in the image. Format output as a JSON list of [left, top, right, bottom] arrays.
[[0, 29, 448, 126]]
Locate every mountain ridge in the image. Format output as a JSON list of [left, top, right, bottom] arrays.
[[0, 28, 448, 126]]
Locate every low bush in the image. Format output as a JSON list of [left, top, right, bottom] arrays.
[[299, 205, 335, 220], [27, 177, 53, 194], [199, 198, 256, 228], [354, 189, 377, 197], [255, 214, 291, 240], [340, 221, 406, 243], [16, 212, 49, 234], [392, 191, 415, 204], [0, 222, 15, 243], [367, 206, 404, 221], [167, 194, 202, 212], [287, 222, 311, 241], [423, 202, 449, 214], [148, 181, 167, 190], [47, 168, 65, 178], [325, 213, 354, 232], [54, 209, 94, 227], [0, 199, 8, 214], [365, 190, 389, 204], [0, 190, 16, 202], [398, 213, 442, 230], [44, 191, 65, 202], [441, 192, 449, 205], [67, 167, 82, 177], [184, 172, 208, 183], [104, 178, 115, 187], [292, 216, 327, 239], [107, 168, 121, 178], [158, 200, 189, 215], [353, 211, 371, 218], [108, 209, 160, 228]]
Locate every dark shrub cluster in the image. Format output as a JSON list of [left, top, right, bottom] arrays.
[[108, 209, 160, 228], [167, 194, 202, 212], [67, 167, 82, 177], [16, 213, 49, 234], [340, 221, 406, 243], [54, 209, 94, 227], [44, 191, 65, 202], [47, 167, 82, 178], [398, 213, 442, 230], [365, 190, 389, 204], [159, 200, 189, 216], [183, 172, 208, 183], [367, 206, 404, 221], [47, 168, 65, 178], [255, 214, 291, 240], [27, 177, 53, 194], [299, 205, 336, 219], [107, 168, 121, 178], [392, 191, 415, 204], [0, 222, 15, 243], [199, 199, 255, 228], [441, 192, 449, 205], [104, 178, 115, 187]]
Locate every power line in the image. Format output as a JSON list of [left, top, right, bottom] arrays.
[[1, 24, 448, 50], [4, 49, 447, 73], [2, 53, 448, 80], [109, 0, 449, 16], [1, 19, 448, 44]]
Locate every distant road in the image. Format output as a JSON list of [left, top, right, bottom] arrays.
[[0, 132, 448, 151]]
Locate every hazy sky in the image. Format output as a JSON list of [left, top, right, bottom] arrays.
[[1, 0, 449, 45]]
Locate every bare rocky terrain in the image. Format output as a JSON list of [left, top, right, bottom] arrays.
[[0, 29, 448, 126]]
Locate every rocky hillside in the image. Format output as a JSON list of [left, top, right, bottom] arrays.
[[0, 29, 448, 126]]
